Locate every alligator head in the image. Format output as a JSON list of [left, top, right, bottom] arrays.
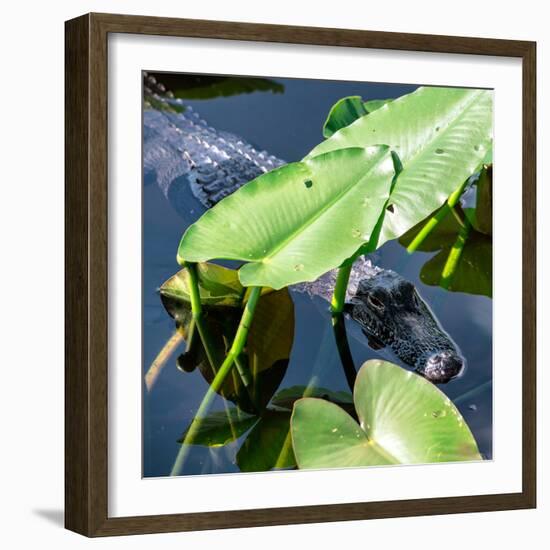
[[345, 270, 465, 384]]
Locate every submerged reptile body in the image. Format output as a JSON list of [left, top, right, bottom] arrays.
[[144, 74, 465, 383]]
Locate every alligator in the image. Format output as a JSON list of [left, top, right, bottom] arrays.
[[143, 73, 465, 384]]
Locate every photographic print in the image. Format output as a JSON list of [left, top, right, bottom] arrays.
[[142, 72, 493, 478]]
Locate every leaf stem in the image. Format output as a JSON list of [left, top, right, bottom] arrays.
[[145, 329, 184, 392], [170, 285, 262, 476], [440, 216, 472, 289], [331, 263, 353, 314], [331, 313, 357, 391], [407, 177, 470, 254]]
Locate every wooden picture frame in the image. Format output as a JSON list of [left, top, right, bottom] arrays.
[[65, 12, 536, 537]]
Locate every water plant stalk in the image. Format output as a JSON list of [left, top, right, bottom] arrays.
[[331, 262, 352, 314], [170, 285, 262, 476], [440, 216, 472, 289], [406, 177, 470, 254], [145, 329, 184, 392], [331, 312, 357, 391], [274, 375, 321, 469]]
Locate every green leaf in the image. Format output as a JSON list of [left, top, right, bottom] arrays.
[[322, 97, 394, 138], [398, 206, 459, 251], [291, 360, 481, 469], [272, 385, 353, 410], [399, 205, 492, 297], [160, 262, 244, 312], [236, 410, 295, 471], [171, 76, 284, 100], [178, 146, 396, 289], [160, 263, 295, 413], [363, 98, 393, 113], [420, 231, 492, 297], [308, 87, 493, 246], [322, 96, 368, 138], [474, 166, 492, 236], [177, 408, 257, 447]]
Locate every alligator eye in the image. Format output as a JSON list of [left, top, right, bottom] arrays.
[[367, 294, 385, 311]]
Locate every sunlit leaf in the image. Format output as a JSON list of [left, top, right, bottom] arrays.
[[322, 96, 393, 138], [363, 98, 393, 113], [291, 360, 481, 469], [308, 87, 493, 247], [178, 146, 396, 289], [322, 96, 368, 138]]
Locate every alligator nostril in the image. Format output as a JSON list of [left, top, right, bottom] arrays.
[[422, 351, 465, 384]]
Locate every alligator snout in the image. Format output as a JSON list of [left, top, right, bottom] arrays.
[[346, 269, 466, 385], [420, 350, 465, 384]]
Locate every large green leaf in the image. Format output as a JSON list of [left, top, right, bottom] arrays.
[[291, 360, 481, 469], [308, 87, 493, 247], [160, 262, 294, 413], [178, 146, 395, 289]]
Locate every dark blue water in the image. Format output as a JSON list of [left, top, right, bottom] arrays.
[[143, 76, 492, 477]]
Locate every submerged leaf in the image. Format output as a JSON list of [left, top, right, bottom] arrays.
[[272, 385, 353, 411], [178, 408, 257, 447], [160, 262, 294, 413], [237, 409, 295, 471], [291, 360, 481, 469]]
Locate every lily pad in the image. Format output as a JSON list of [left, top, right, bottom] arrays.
[[291, 360, 481, 469]]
